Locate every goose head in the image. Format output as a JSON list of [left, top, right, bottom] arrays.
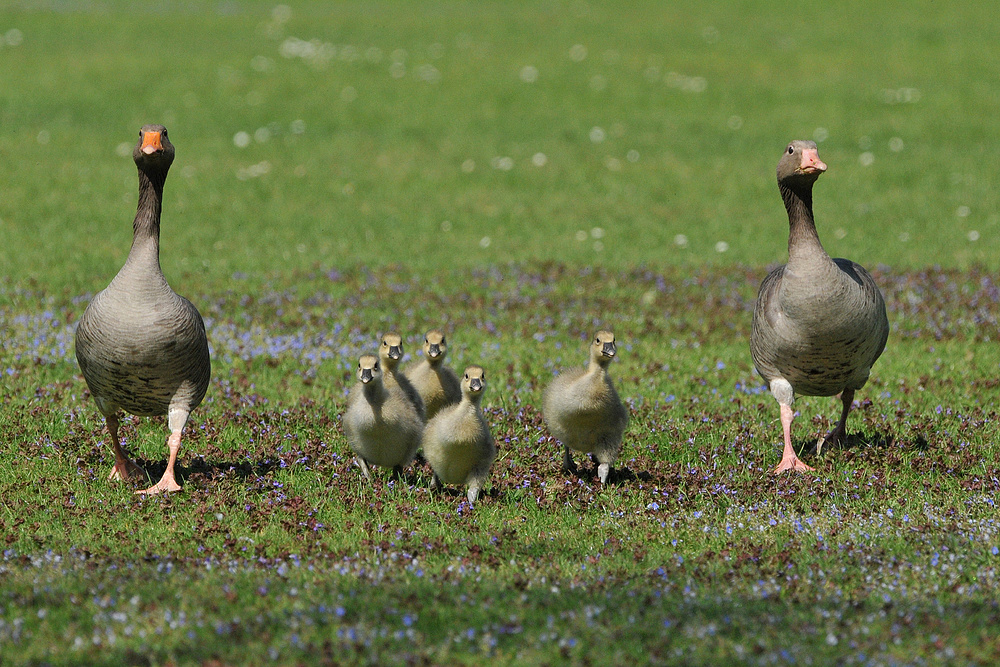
[[777, 140, 826, 192], [134, 124, 175, 173]]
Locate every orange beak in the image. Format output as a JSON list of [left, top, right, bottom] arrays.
[[140, 131, 163, 155]]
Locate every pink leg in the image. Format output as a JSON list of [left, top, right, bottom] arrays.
[[138, 407, 191, 495], [774, 403, 815, 474], [137, 431, 183, 494], [106, 413, 146, 482], [818, 389, 854, 456]]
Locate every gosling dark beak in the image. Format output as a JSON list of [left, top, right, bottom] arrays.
[[428, 344, 441, 358], [469, 377, 483, 392], [602, 342, 616, 358], [388, 345, 402, 360], [360, 368, 374, 383]]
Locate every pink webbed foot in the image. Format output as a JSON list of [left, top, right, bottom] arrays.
[[109, 458, 146, 482], [136, 474, 181, 495], [136, 431, 183, 494], [773, 453, 815, 474], [773, 402, 815, 474]]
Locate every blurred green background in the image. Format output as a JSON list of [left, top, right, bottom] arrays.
[[2, 0, 997, 295]]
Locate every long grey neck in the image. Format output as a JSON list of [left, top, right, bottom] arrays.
[[780, 181, 827, 265], [127, 168, 165, 270]]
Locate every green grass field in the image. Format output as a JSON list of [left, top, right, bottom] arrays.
[[3, 1, 1000, 664]]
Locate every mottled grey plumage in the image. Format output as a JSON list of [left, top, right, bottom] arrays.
[[343, 354, 424, 481], [402, 330, 462, 420], [750, 140, 888, 473], [378, 332, 426, 422], [422, 366, 496, 505], [75, 124, 211, 493], [542, 331, 629, 484]]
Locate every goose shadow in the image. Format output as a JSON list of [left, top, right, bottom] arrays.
[[134, 456, 283, 489], [805, 432, 930, 456]]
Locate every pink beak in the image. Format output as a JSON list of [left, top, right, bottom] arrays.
[[800, 148, 827, 174]]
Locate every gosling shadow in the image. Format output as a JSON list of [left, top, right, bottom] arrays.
[[563, 456, 652, 486]]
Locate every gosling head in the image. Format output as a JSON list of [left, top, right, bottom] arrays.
[[461, 365, 486, 401], [591, 330, 618, 367], [423, 330, 448, 364], [379, 332, 404, 368], [357, 354, 381, 384]]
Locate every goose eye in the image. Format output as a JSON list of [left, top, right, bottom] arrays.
[[374, 362, 379, 370], [786, 145, 794, 155]]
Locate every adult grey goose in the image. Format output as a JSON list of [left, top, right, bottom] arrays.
[[750, 140, 888, 474], [75, 124, 211, 494], [542, 331, 629, 484]]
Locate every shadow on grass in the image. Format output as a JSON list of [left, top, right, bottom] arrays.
[[136, 456, 283, 489], [562, 455, 656, 486], [807, 432, 931, 457]]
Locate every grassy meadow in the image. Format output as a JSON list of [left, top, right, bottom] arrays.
[[2, 1, 1000, 664]]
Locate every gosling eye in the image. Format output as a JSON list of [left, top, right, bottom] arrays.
[[374, 362, 379, 370], [786, 145, 794, 155]]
